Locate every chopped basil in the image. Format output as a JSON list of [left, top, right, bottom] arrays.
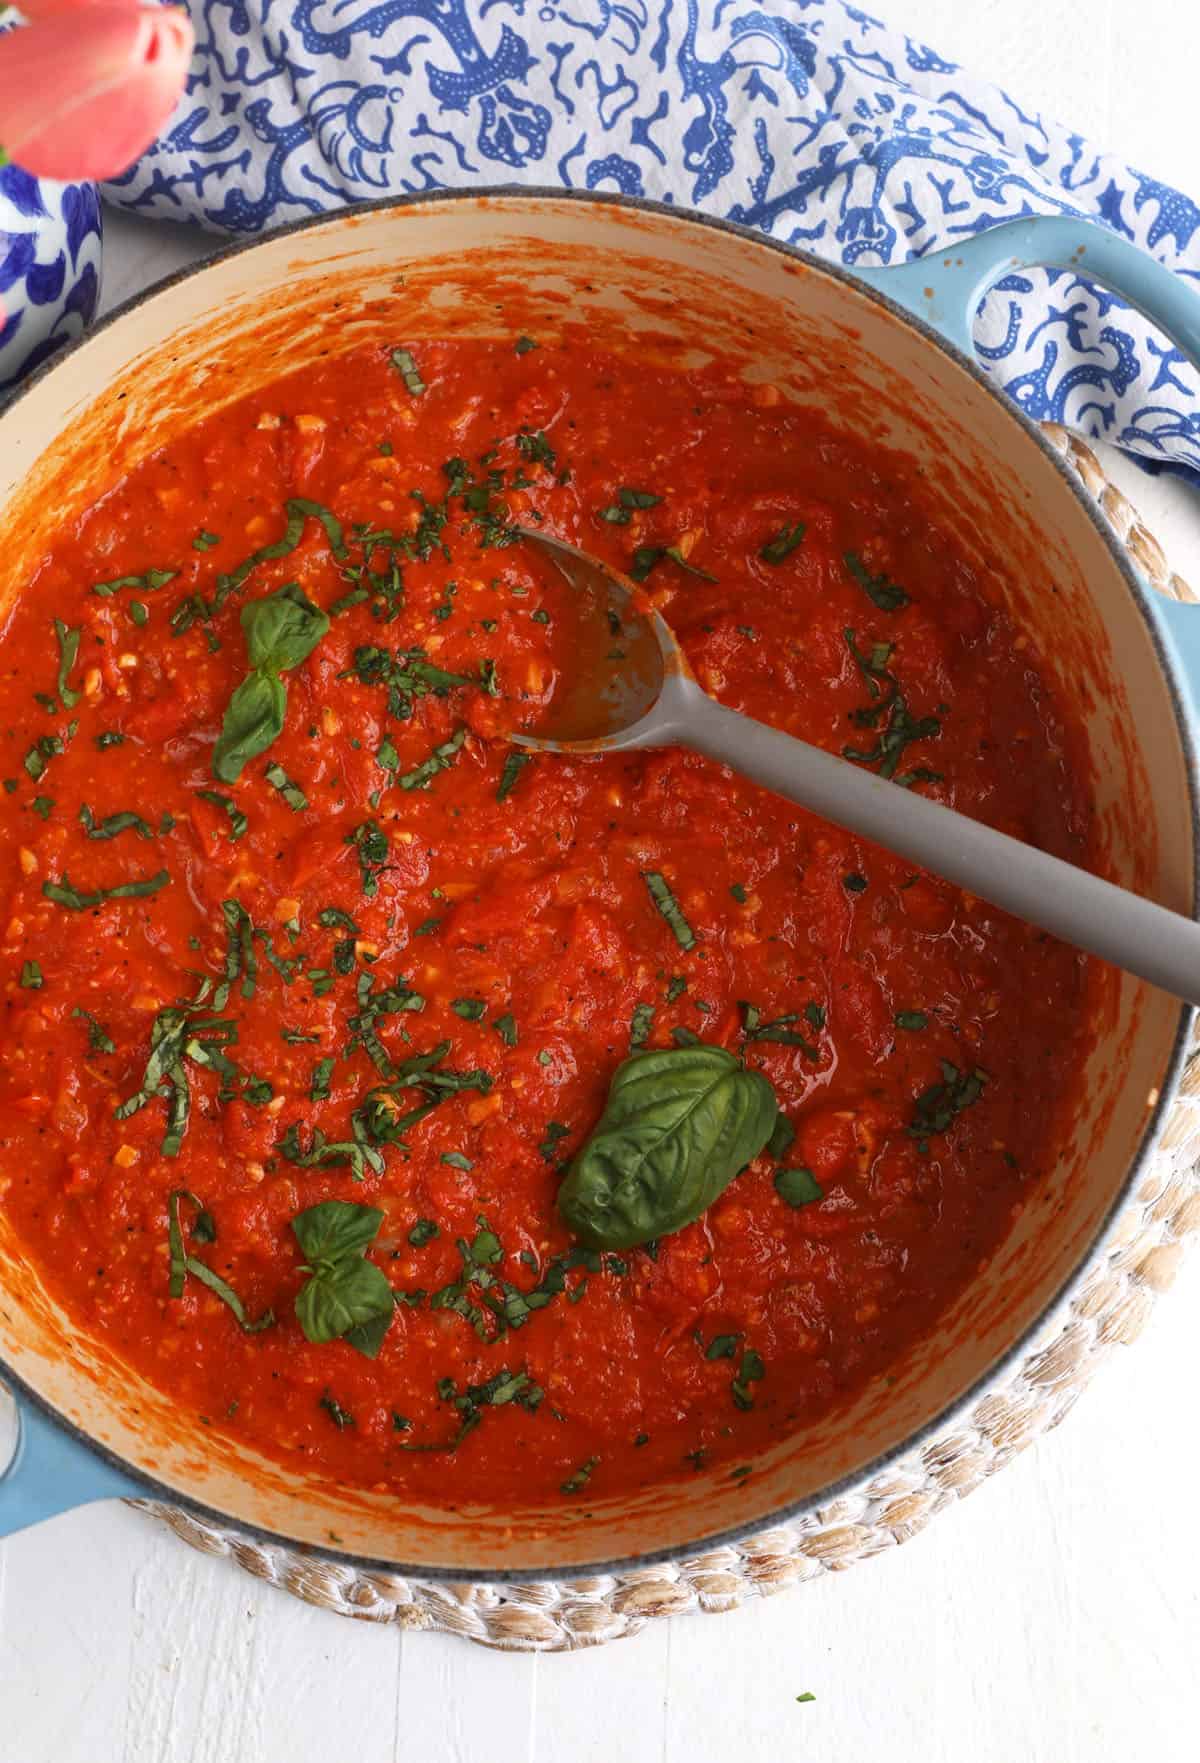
[[317, 906, 359, 932], [30, 795, 54, 820], [167, 1190, 274, 1332], [630, 1001, 655, 1048], [310, 1057, 335, 1101], [390, 348, 426, 395], [909, 1062, 988, 1148], [346, 819, 389, 897], [53, 619, 82, 709], [72, 1006, 115, 1053], [492, 1011, 518, 1046], [343, 644, 472, 719], [706, 1333, 739, 1360], [642, 870, 696, 950], [672, 1025, 701, 1047], [129, 601, 149, 627], [193, 530, 221, 552], [514, 335, 537, 355], [731, 1347, 764, 1411], [401, 1364, 543, 1454], [399, 725, 467, 791], [496, 749, 531, 802], [195, 789, 248, 841], [43, 870, 170, 910], [844, 550, 910, 612], [539, 1120, 571, 1164], [408, 1218, 439, 1247], [78, 804, 155, 841], [843, 872, 868, 893], [92, 567, 177, 598], [804, 1001, 826, 1030], [516, 429, 556, 470], [740, 1004, 818, 1055], [441, 1151, 474, 1170], [264, 760, 308, 812], [730, 882, 747, 903], [376, 735, 400, 774], [415, 915, 442, 936], [560, 1455, 599, 1496], [452, 997, 486, 1021], [95, 731, 125, 750], [282, 1027, 320, 1044], [629, 545, 716, 584], [24, 734, 63, 781], [666, 975, 687, 1004], [895, 1010, 929, 1031], [319, 1392, 356, 1429], [599, 486, 661, 525], [19, 960, 42, 989], [760, 521, 806, 564], [775, 1166, 823, 1208]]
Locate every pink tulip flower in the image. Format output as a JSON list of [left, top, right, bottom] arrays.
[[0, 1, 194, 182]]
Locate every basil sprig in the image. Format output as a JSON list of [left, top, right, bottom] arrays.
[[212, 584, 329, 782], [292, 1200, 395, 1358], [557, 1044, 778, 1250]]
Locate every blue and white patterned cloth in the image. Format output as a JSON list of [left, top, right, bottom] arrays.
[[105, 0, 1200, 476]]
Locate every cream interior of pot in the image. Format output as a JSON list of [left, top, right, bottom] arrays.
[[0, 196, 1191, 1573]]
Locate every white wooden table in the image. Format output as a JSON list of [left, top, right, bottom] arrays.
[[4, 3, 1200, 1756]]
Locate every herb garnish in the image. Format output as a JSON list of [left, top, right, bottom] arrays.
[[408, 1218, 439, 1247], [775, 1167, 823, 1208], [342, 645, 471, 720], [319, 1392, 356, 1429], [642, 870, 696, 950], [391, 348, 426, 395], [168, 1190, 274, 1332], [72, 1006, 115, 1053], [93, 567, 177, 598], [492, 1012, 518, 1046], [731, 1347, 765, 1411], [561, 1456, 599, 1495], [53, 620, 82, 709], [19, 961, 42, 989], [212, 584, 329, 781], [496, 749, 531, 802], [195, 789, 248, 841], [292, 1200, 395, 1357], [630, 1001, 655, 1048], [760, 522, 806, 564], [43, 870, 170, 910], [629, 545, 717, 584], [78, 804, 155, 841], [895, 1010, 929, 1031], [24, 733, 64, 781], [599, 486, 661, 525], [909, 1062, 988, 1149], [264, 760, 308, 812], [401, 1365, 543, 1453], [740, 1002, 819, 1057], [400, 725, 467, 791], [844, 551, 910, 611], [346, 819, 389, 897]]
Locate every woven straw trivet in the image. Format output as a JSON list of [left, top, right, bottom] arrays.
[[130, 428, 1200, 1650]]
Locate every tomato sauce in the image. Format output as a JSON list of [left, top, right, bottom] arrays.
[[0, 335, 1098, 1503]]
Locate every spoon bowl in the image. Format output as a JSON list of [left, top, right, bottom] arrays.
[[514, 526, 1200, 1007]]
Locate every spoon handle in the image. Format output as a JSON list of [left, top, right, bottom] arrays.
[[674, 683, 1200, 1006]]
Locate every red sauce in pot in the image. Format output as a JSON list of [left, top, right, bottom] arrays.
[[0, 335, 1098, 1503]]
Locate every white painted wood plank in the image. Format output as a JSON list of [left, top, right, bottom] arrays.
[[396, 1630, 535, 1763], [531, 1620, 670, 1763]]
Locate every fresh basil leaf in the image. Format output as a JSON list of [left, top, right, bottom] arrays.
[[557, 1044, 777, 1249], [212, 669, 286, 784], [293, 1199, 385, 1265], [296, 1255, 395, 1354], [760, 522, 806, 564], [775, 1166, 823, 1208], [243, 582, 329, 674]]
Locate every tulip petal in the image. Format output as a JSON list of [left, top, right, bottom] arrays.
[[0, 7, 194, 182]]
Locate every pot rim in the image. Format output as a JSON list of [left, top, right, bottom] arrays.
[[2, 186, 1196, 1582]]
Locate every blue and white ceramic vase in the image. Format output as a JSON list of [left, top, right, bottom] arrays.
[[0, 166, 102, 396]]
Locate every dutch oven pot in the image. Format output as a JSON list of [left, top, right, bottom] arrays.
[[2, 194, 1199, 1578]]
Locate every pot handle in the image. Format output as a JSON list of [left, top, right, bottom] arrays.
[[855, 217, 1200, 711], [851, 215, 1200, 372], [0, 1383, 142, 1539]]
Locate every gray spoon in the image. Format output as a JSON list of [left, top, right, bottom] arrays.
[[513, 528, 1200, 1007]]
